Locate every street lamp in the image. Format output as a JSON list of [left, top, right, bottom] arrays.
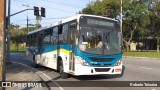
[[22, 4, 30, 33]]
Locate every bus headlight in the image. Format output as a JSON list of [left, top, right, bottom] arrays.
[[114, 59, 122, 66], [76, 56, 89, 66]]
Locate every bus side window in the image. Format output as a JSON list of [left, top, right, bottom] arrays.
[[61, 24, 68, 43], [33, 33, 37, 46], [35, 33, 38, 45], [26, 35, 29, 46], [51, 27, 58, 44], [43, 29, 51, 44], [30, 34, 33, 46], [58, 25, 63, 43], [38, 31, 44, 46], [29, 35, 31, 46]]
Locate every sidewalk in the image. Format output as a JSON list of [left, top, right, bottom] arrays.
[[6, 62, 48, 90]]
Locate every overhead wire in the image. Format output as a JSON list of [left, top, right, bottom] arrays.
[[12, 0, 81, 27], [14, 0, 76, 13], [13, 0, 27, 16], [42, 0, 83, 8], [11, 16, 69, 24]]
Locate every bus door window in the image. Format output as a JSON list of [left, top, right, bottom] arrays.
[[62, 24, 68, 43], [58, 24, 68, 43], [68, 24, 76, 71], [69, 27, 76, 45]]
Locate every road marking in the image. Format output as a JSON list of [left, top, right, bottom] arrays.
[[138, 67, 152, 70], [11, 61, 64, 90]]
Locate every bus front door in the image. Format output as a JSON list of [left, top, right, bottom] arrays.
[[69, 27, 76, 72]]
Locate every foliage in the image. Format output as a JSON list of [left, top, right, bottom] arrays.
[[10, 24, 37, 51], [122, 0, 150, 51], [36, 16, 42, 29], [80, 0, 120, 19], [80, 0, 160, 52]]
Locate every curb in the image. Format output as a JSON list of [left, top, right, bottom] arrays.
[[123, 56, 160, 60], [7, 62, 44, 81], [11, 62, 64, 90]]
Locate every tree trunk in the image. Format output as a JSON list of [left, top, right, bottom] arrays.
[[124, 42, 130, 52], [146, 39, 148, 52], [16, 44, 18, 51], [17, 45, 19, 51], [15, 44, 16, 51], [157, 36, 160, 52]]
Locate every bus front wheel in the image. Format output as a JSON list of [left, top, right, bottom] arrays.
[[59, 61, 68, 79]]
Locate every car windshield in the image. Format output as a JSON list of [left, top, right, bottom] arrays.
[[78, 27, 122, 55]]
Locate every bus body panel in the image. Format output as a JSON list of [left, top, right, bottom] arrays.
[[73, 61, 122, 75], [26, 14, 123, 76]]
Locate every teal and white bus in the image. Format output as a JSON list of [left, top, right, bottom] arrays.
[[26, 14, 123, 78]]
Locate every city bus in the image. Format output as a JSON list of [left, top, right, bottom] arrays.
[[26, 14, 123, 78]]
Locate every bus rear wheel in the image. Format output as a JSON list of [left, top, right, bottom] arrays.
[[59, 61, 68, 79], [33, 55, 39, 68]]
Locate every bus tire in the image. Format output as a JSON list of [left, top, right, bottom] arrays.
[[59, 60, 68, 79], [33, 55, 39, 68]]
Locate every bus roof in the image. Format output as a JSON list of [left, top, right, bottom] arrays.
[[27, 14, 117, 35]]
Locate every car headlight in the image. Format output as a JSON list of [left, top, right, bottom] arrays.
[[114, 59, 122, 66], [76, 56, 89, 66]]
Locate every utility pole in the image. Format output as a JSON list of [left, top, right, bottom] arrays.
[[120, 0, 123, 33], [22, 4, 30, 33], [0, 0, 6, 90], [6, 0, 11, 63]]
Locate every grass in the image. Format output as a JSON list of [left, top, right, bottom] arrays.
[[123, 51, 160, 58], [10, 44, 25, 52]]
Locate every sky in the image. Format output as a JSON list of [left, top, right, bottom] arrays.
[[9, 0, 93, 27]]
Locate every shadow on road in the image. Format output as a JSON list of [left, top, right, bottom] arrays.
[[35, 64, 126, 81], [6, 62, 34, 75]]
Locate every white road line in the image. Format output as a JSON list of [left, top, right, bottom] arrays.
[[152, 89, 156, 90], [11, 61, 64, 90], [138, 67, 152, 70]]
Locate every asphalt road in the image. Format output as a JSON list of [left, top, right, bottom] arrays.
[[10, 53, 160, 90]]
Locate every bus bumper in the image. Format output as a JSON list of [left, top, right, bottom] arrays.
[[73, 63, 122, 76]]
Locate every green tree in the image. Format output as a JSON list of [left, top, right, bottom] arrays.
[[80, 0, 120, 19], [123, 0, 150, 52], [36, 16, 42, 29], [150, 0, 160, 52], [10, 28, 25, 51], [80, 1, 94, 14], [10, 24, 34, 51], [80, 0, 151, 52]]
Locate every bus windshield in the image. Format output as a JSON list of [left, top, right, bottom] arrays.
[[78, 27, 122, 55]]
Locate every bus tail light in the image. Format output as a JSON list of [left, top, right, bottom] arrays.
[[76, 56, 89, 66]]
